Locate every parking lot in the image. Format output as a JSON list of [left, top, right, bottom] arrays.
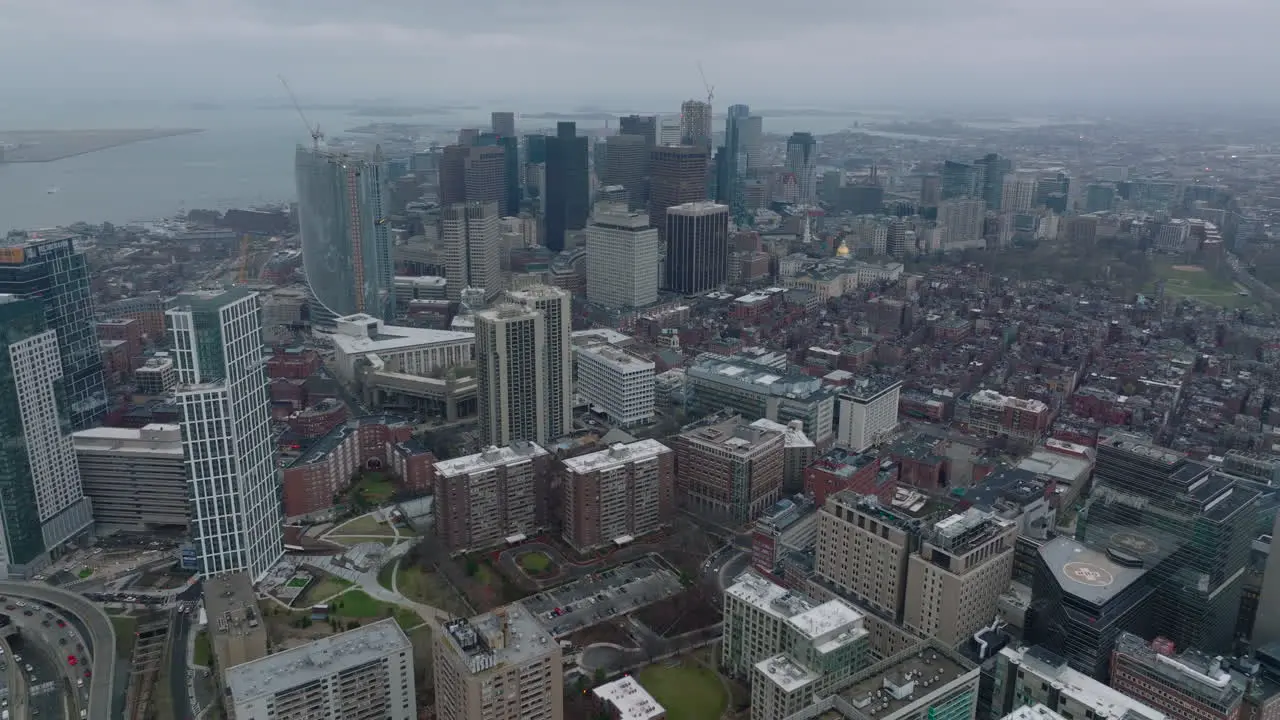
[[523, 556, 683, 638]]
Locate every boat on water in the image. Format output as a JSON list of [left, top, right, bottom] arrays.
[[46, 186, 59, 194]]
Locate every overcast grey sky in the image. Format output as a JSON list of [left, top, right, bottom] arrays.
[[2, 0, 1276, 109]]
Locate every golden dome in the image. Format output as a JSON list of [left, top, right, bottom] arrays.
[[836, 239, 851, 257]]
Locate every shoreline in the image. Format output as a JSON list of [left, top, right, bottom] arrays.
[[0, 128, 205, 163]]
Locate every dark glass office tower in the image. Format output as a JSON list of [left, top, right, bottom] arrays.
[[544, 121, 589, 252], [974, 153, 1011, 210], [0, 235, 107, 430], [718, 104, 752, 225], [941, 160, 980, 200], [525, 134, 548, 165], [665, 202, 729, 294], [619, 115, 657, 147], [1077, 433, 1259, 655]]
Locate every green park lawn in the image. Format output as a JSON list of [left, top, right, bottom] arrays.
[[638, 662, 727, 720]]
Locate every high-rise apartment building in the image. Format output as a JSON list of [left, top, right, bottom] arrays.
[[675, 416, 785, 522], [0, 295, 94, 577], [1110, 632, 1244, 720], [561, 440, 674, 552], [619, 114, 657, 146], [433, 443, 552, 551], [649, 145, 711, 241], [0, 234, 108, 429], [601, 134, 649, 209], [1076, 433, 1259, 655], [665, 201, 729, 294], [680, 100, 713, 152], [490, 111, 516, 138], [585, 205, 660, 309], [815, 490, 921, 622], [435, 604, 563, 720], [988, 645, 1166, 720], [785, 133, 818, 205], [836, 376, 903, 452], [507, 285, 573, 441], [295, 146, 394, 321], [72, 424, 188, 531], [574, 342, 655, 427], [475, 305, 546, 447], [937, 198, 987, 248], [545, 121, 589, 252], [228, 619, 416, 720], [442, 201, 502, 302], [168, 288, 284, 579]]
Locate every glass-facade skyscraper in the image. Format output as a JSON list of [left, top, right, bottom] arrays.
[[294, 145, 394, 324], [0, 295, 95, 577], [0, 234, 108, 430], [168, 288, 284, 580], [544, 122, 589, 252]]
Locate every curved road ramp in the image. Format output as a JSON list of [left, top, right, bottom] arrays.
[[0, 581, 116, 720]]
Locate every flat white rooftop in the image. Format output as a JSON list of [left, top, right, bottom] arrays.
[[225, 619, 410, 704], [726, 571, 814, 622], [562, 440, 672, 475], [786, 598, 866, 653], [434, 442, 549, 478], [576, 343, 655, 371], [332, 314, 474, 355], [756, 653, 820, 693], [749, 418, 815, 449], [592, 676, 665, 720], [571, 328, 632, 346]]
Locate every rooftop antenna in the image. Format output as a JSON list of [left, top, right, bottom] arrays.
[[279, 75, 323, 149], [697, 61, 715, 107]]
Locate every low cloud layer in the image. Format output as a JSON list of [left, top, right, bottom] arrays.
[[1, 0, 1276, 109]]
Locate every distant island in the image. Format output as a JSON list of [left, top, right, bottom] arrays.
[[0, 128, 203, 163]]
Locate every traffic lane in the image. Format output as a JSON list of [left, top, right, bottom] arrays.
[[0, 583, 116, 720], [5, 605, 93, 693], [717, 551, 749, 591], [0, 633, 20, 719], [10, 633, 68, 720], [169, 612, 193, 720]]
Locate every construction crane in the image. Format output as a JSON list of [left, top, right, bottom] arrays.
[[697, 61, 715, 106], [279, 75, 323, 149]]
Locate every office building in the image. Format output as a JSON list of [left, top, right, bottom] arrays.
[[433, 443, 552, 551], [0, 295, 94, 577], [441, 144, 512, 218], [686, 356, 836, 446], [1077, 433, 1260, 655], [592, 676, 665, 720], [227, 619, 415, 720], [585, 205, 660, 309], [665, 201, 729, 294], [656, 115, 682, 146], [941, 160, 981, 200], [751, 419, 816, 495], [1026, 536, 1155, 679], [601, 134, 649, 209], [785, 133, 818, 205], [545, 121, 589, 252], [72, 424, 188, 531], [975, 153, 1011, 210], [740, 115, 763, 172], [168, 288, 284, 579], [574, 343, 655, 427], [507, 285, 573, 441], [920, 174, 942, 207], [1255, 510, 1280, 647], [815, 490, 929, 622], [750, 493, 819, 580], [988, 645, 1166, 720], [810, 639, 980, 720], [561, 439, 674, 552], [619, 114, 658, 146], [0, 235, 108, 429], [1002, 171, 1040, 213], [958, 389, 1052, 442], [329, 313, 474, 384], [1085, 183, 1117, 213], [680, 100, 713, 152], [442, 201, 502, 301], [475, 305, 546, 447], [675, 416, 785, 522], [490, 111, 516, 138], [295, 146, 394, 321], [722, 571, 869, 684], [1110, 632, 1243, 720], [649, 145, 711, 240], [837, 376, 902, 452], [435, 603, 563, 720]]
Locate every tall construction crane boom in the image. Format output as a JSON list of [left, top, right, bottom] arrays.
[[279, 75, 323, 149], [697, 61, 715, 106]]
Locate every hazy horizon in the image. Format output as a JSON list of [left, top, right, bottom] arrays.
[[4, 0, 1280, 117]]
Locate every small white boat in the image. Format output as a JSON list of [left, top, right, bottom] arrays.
[[47, 186, 59, 194]]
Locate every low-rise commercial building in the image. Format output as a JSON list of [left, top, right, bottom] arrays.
[[330, 313, 474, 384], [227, 618, 415, 720], [1110, 632, 1245, 720], [989, 645, 1166, 720], [958, 389, 1052, 442], [592, 676, 666, 720]]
